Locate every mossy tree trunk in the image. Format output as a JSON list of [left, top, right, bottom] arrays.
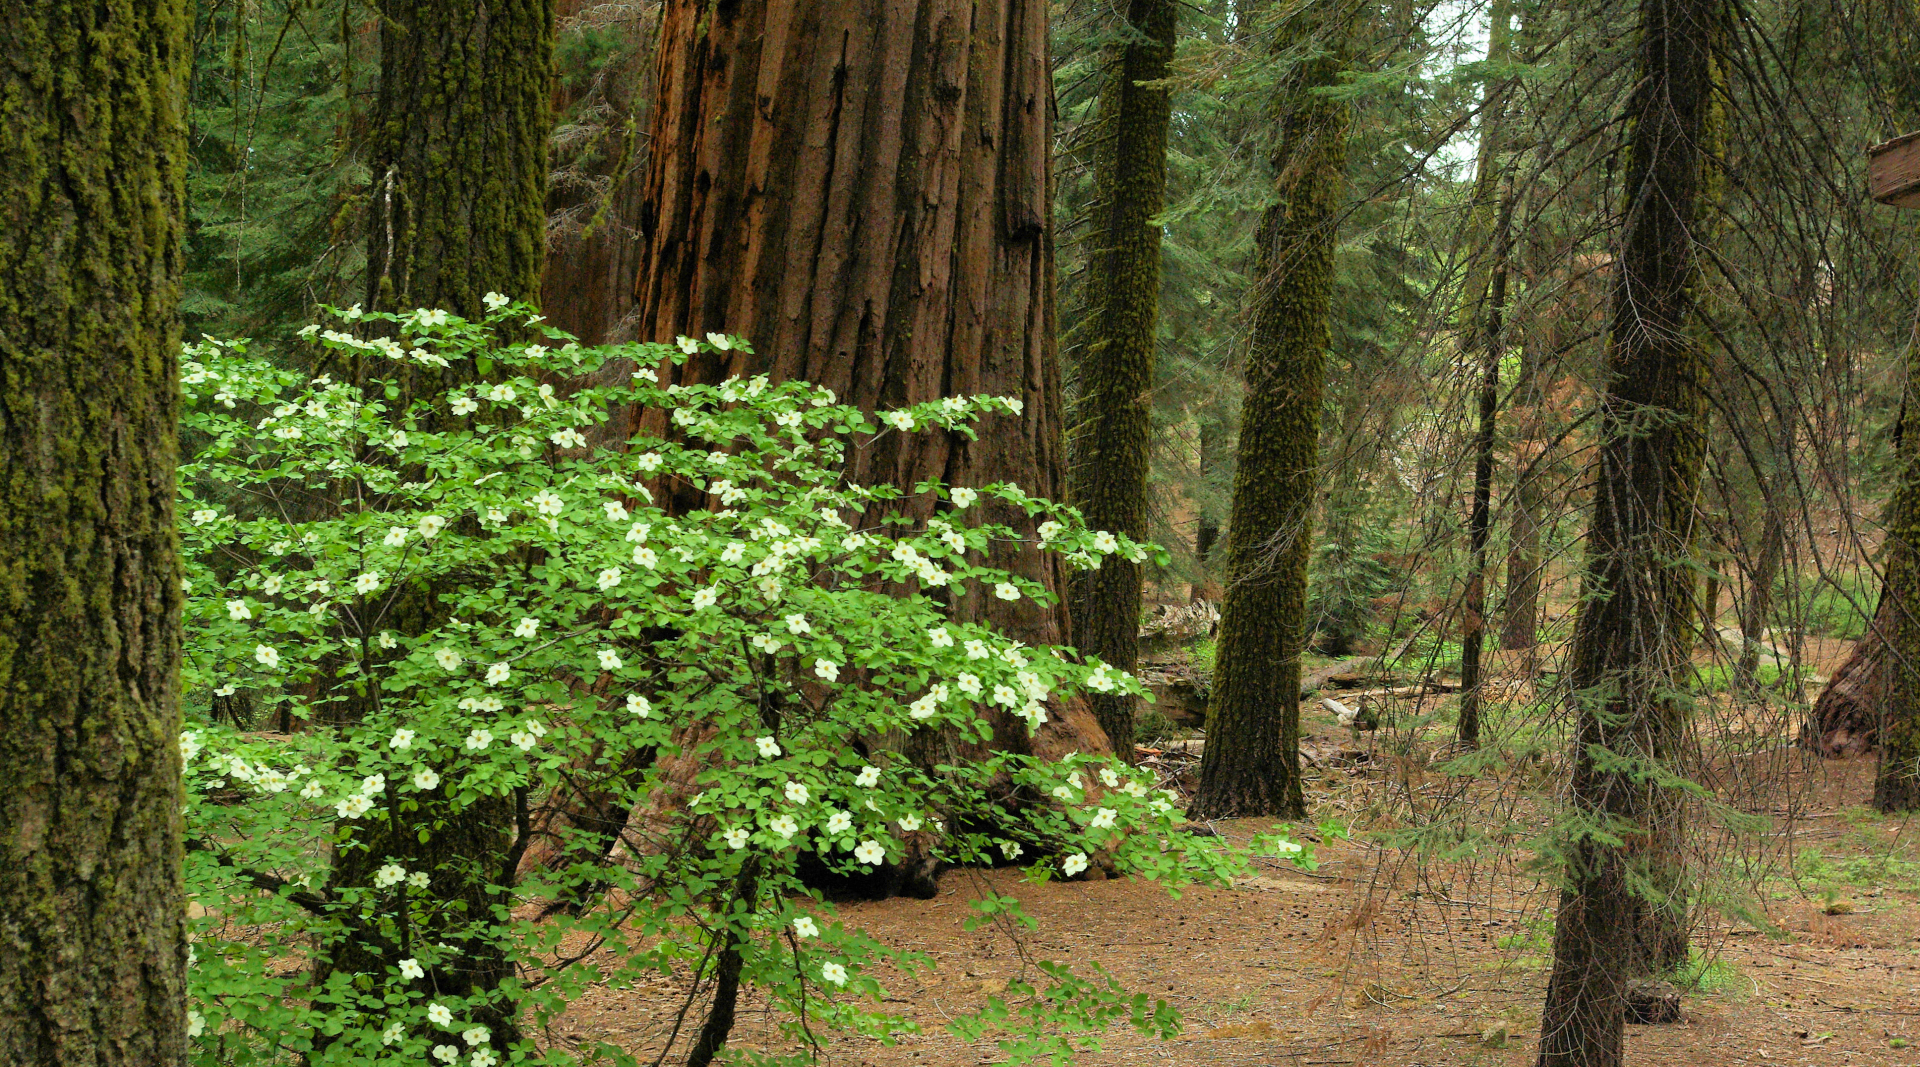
[[0, 0, 191, 1062], [1067, 0, 1177, 761], [1875, 384, 1920, 810], [1535, 1, 1725, 1063], [1192, 9, 1352, 820], [317, 0, 556, 1046], [364, 0, 554, 320], [631, 0, 1108, 760]]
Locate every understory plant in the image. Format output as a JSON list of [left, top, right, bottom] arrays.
[[176, 302, 1309, 1066]]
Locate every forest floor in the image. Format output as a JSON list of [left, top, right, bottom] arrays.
[[550, 640, 1920, 1066], [556, 749, 1920, 1067]]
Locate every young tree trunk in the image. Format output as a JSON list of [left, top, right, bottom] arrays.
[[1536, 2, 1724, 1063], [317, 0, 557, 1045], [1192, 8, 1352, 820], [1458, 256, 1508, 750], [630, 0, 1108, 760], [1068, 0, 1177, 761], [1735, 504, 1785, 690], [0, 1, 191, 1062], [1456, 0, 1515, 751]]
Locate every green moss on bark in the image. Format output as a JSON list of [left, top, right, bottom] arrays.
[[1875, 382, 1920, 811], [0, 0, 191, 1061], [314, 0, 555, 1043], [365, 0, 554, 319], [1536, 1, 1726, 1062], [1068, 0, 1176, 760], [1192, 15, 1351, 820]]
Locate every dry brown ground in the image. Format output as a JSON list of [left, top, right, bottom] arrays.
[[539, 629, 1920, 1067], [545, 747, 1920, 1067]]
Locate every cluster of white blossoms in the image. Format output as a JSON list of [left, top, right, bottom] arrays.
[[171, 314, 1214, 1056]]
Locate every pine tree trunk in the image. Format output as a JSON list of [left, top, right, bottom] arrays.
[[1536, 1, 1723, 1063], [316, 0, 557, 1044], [1192, 9, 1351, 820], [365, 0, 554, 319], [630, 0, 1108, 759], [1067, 0, 1177, 761], [1458, 258, 1507, 750], [1735, 505, 1785, 690], [0, 2, 191, 1062]]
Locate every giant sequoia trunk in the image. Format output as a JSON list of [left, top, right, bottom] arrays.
[[1536, 1, 1723, 1063], [630, 0, 1108, 760], [1067, 0, 1177, 759], [0, 1, 191, 1061], [1192, 10, 1352, 820], [317, 0, 556, 1045]]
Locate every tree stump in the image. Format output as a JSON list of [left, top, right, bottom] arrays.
[[1801, 598, 1887, 757]]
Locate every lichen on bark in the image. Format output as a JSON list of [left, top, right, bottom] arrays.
[[0, 0, 192, 1061]]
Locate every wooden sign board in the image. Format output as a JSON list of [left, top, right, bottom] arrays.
[[1870, 130, 1920, 208]]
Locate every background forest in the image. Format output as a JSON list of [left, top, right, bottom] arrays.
[[12, 0, 1920, 1065]]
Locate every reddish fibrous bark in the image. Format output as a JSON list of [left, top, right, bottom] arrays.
[[630, 0, 1109, 761]]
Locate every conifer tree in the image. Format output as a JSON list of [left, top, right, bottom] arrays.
[[1455, 0, 1516, 751], [631, 0, 1108, 757], [1872, 342, 1920, 811], [1069, 0, 1178, 759], [1193, 5, 1353, 819], [317, 0, 556, 1044], [364, 0, 554, 319], [0, 0, 191, 1060], [1536, 0, 1726, 1060]]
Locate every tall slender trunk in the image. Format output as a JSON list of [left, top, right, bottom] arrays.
[[1193, 7, 1352, 819], [0, 1, 191, 1061], [1068, 0, 1177, 761], [1536, 2, 1724, 1063], [1456, 0, 1515, 750], [630, 0, 1108, 759], [1459, 253, 1509, 749], [1736, 503, 1785, 690], [1502, 333, 1544, 654], [318, 0, 557, 1045]]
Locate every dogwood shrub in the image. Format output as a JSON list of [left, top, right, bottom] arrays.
[[175, 301, 1310, 1066]]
